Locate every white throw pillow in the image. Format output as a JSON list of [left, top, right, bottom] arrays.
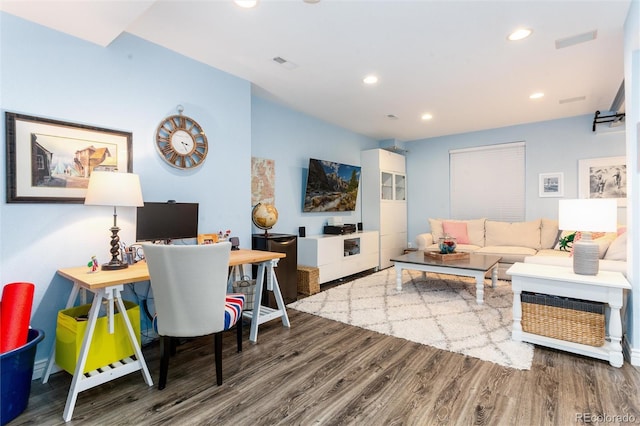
[[604, 233, 627, 261]]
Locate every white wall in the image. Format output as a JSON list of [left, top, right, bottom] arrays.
[[405, 114, 626, 242], [0, 13, 252, 362], [623, 0, 639, 365]]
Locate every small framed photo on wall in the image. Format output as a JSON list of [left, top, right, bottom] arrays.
[[539, 172, 564, 197]]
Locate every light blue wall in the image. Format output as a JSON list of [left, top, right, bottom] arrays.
[[251, 96, 378, 236], [405, 115, 626, 243], [0, 9, 633, 370], [0, 13, 252, 362]]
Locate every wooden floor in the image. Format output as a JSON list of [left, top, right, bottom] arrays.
[[15, 308, 640, 425]]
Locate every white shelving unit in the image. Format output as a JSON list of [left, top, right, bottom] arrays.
[[361, 149, 407, 269], [297, 231, 379, 284]]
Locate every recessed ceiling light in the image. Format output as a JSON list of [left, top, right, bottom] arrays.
[[303, 0, 321, 3], [529, 92, 544, 99], [508, 28, 533, 41], [421, 113, 433, 121], [363, 75, 378, 85], [234, 0, 258, 8]]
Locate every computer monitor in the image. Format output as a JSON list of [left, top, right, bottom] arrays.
[[136, 201, 199, 243]]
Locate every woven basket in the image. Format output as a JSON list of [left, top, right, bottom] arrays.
[[521, 292, 605, 347], [232, 278, 256, 311], [297, 266, 320, 296]]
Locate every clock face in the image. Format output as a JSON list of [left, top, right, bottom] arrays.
[[155, 115, 208, 169]]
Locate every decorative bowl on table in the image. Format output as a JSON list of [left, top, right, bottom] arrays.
[[438, 236, 457, 254]]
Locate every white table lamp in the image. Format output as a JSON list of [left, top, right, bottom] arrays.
[[558, 199, 617, 275], [85, 171, 144, 270]]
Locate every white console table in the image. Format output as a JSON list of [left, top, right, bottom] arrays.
[[298, 231, 379, 284], [507, 263, 631, 367]]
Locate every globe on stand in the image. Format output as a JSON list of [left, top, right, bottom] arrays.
[[252, 203, 279, 237]]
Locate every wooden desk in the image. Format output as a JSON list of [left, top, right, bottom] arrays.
[[43, 249, 289, 422]]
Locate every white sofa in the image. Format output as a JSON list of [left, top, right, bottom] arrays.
[[416, 218, 627, 280]]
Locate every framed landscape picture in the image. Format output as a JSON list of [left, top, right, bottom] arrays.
[[538, 172, 564, 197], [5, 112, 132, 203], [578, 156, 626, 207]]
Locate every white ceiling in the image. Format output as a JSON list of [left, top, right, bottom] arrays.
[[0, 0, 631, 142]]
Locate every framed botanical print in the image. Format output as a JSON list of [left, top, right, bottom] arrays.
[[6, 112, 132, 203]]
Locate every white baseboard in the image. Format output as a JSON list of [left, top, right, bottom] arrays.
[[624, 339, 640, 366], [31, 358, 56, 381]]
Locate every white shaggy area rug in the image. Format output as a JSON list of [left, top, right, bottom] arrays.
[[288, 268, 534, 370]]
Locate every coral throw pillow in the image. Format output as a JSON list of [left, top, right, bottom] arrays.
[[569, 232, 609, 257], [442, 221, 470, 244]]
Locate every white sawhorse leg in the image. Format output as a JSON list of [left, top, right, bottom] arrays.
[[227, 264, 247, 293], [60, 285, 153, 422], [43, 283, 81, 384], [247, 259, 290, 343]]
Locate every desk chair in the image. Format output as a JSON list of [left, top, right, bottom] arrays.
[[143, 242, 244, 390]]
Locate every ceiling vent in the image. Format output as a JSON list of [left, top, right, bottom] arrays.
[[272, 56, 298, 70], [555, 30, 597, 49], [559, 96, 586, 104]]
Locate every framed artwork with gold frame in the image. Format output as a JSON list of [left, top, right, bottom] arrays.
[[197, 234, 219, 245]]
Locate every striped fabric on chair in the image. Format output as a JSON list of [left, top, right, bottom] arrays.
[[224, 294, 245, 330]]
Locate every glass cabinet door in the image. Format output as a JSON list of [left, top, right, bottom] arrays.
[[381, 172, 393, 200], [381, 171, 406, 201], [394, 174, 406, 201]]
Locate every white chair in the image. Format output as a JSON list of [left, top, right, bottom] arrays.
[[142, 242, 244, 390]]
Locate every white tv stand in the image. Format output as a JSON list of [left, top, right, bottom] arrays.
[[298, 231, 379, 284]]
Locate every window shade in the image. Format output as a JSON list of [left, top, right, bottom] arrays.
[[450, 142, 525, 222]]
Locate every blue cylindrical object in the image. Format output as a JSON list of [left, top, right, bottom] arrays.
[[1, 328, 44, 426]]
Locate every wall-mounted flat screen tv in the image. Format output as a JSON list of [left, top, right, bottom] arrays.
[[136, 202, 199, 243], [303, 158, 361, 212]]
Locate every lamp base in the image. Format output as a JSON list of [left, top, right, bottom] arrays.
[[101, 260, 129, 271], [572, 233, 599, 275], [102, 224, 127, 270]]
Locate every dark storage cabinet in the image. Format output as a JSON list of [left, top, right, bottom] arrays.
[[252, 233, 298, 307]]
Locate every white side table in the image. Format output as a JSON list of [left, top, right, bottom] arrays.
[[507, 262, 631, 367]]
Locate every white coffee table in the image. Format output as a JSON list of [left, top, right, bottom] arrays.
[[507, 262, 631, 367], [391, 251, 501, 304]]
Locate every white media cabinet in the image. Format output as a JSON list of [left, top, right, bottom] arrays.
[[298, 231, 379, 284]]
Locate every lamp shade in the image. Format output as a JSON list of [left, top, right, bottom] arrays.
[[558, 199, 617, 232], [84, 171, 144, 207]]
